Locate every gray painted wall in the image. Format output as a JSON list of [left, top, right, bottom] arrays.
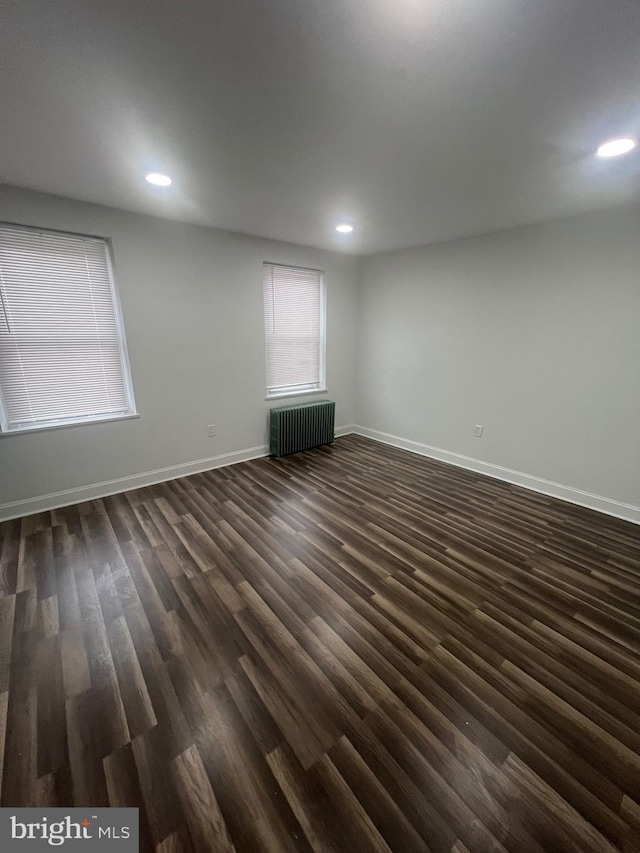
[[357, 204, 640, 508], [1, 188, 638, 518], [0, 186, 359, 510]]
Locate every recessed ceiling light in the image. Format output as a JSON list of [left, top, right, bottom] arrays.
[[335, 223, 354, 233], [145, 172, 172, 186], [596, 137, 637, 158]]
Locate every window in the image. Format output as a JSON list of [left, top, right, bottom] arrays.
[[263, 263, 326, 398], [0, 223, 136, 433]]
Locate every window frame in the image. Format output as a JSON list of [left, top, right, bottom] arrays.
[[263, 261, 327, 400], [0, 221, 138, 436]]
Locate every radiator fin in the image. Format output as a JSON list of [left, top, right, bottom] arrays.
[[269, 401, 335, 457]]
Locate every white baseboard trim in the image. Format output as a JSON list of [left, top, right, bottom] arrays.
[[352, 425, 640, 525], [0, 445, 268, 522], [0, 424, 358, 522], [335, 424, 357, 437]]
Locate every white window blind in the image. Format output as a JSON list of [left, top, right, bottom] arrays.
[[263, 263, 325, 396], [0, 223, 136, 432]]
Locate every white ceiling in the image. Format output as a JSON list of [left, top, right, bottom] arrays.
[[1, 0, 639, 255]]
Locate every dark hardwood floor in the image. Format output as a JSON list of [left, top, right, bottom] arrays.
[[1, 434, 639, 852]]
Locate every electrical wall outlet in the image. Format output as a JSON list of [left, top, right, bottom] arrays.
[[474, 425, 483, 438], [207, 424, 216, 437]]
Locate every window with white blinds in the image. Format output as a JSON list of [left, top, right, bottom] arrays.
[[263, 263, 326, 397], [0, 223, 136, 433]]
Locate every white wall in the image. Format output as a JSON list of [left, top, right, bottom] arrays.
[[0, 186, 359, 517], [2, 188, 638, 522], [357, 204, 640, 514]]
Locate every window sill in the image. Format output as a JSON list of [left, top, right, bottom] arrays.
[[0, 412, 140, 437], [265, 388, 328, 402]]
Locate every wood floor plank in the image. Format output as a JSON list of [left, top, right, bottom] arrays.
[[35, 635, 67, 777], [0, 595, 16, 694], [327, 734, 431, 853], [106, 615, 158, 739], [170, 744, 236, 853], [194, 682, 312, 853], [0, 690, 7, 801], [103, 742, 155, 852], [1, 605, 37, 806], [65, 689, 110, 807], [266, 741, 350, 853], [0, 520, 20, 598], [60, 627, 91, 699], [310, 752, 394, 853], [0, 435, 638, 851], [132, 726, 184, 846]]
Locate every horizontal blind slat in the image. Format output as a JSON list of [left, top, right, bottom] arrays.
[[0, 223, 134, 429], [263, 263, 323, 394]]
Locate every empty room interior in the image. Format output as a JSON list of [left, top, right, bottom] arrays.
[[1, 1, 640, 851]]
